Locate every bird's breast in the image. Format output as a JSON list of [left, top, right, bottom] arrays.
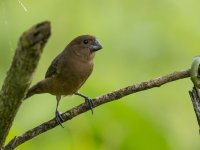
[[56, 61, 93, 96]]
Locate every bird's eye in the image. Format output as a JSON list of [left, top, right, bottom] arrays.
[[83, 40, 89, 44]]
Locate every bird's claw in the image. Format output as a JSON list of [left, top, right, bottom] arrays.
[[84, 97, 94, 114], [55, 110, 64, 128]]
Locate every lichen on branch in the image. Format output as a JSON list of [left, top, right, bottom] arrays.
[[0, 21, 51, 148]]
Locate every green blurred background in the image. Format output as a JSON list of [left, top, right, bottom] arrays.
[[1, 0, 200, 149]]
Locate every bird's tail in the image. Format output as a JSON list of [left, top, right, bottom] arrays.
[[24, 82, 44, 100]]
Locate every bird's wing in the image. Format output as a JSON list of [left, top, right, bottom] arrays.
[[45, 54, 61, 78]]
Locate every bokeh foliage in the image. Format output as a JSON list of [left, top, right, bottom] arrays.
[[0, 0, 200, 149]]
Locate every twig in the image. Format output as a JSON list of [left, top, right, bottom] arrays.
[[4, 69, 190, 149], [0, 21, 51, 147], [189, 87, 200, 132]]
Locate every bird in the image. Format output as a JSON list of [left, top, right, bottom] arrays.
[[24, 35, 102, 127]]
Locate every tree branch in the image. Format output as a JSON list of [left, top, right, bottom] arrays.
[[189, 87, 200, 132], [4, 69, 190, 149], [0, 21, 51, 148]]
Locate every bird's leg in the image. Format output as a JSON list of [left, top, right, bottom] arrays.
[[55, 95, 64, 128], [75, 93, 94, 114]]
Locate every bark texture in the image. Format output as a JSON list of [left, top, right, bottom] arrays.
[[189, 87, 200, 132], [0, 21, 51, 147]]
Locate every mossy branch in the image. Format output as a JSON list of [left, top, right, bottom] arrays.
[[0, 21, 51, 148]]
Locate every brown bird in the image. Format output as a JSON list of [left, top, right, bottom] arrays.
[[24, 35, 102, 127]]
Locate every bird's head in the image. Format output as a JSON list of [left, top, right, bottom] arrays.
[[68, 35, 102, 62]]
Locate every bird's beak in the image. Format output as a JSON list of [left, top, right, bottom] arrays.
[[90, 40, 103, 52]]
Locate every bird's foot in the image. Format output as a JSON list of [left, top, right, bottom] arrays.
[[75, 93, 94, 114], [55, 110, 64, 128], [84, 97, 94, 114]]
